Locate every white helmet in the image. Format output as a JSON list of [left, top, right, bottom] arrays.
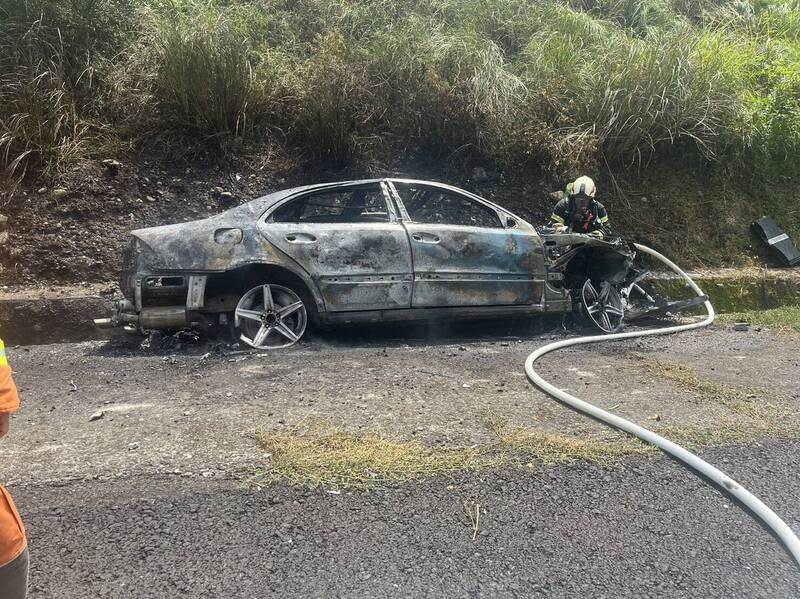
[[568, 175, 596, 199]]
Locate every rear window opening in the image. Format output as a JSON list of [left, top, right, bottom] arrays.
[[270, 186, 390, 224]]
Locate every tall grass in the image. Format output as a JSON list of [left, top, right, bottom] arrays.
[[155, 16, 255, 138], [0, 0, 799, 182], [292, 31, 368, 163], [0, 20, 91, 178], [0, 0, 141, 178], [572, 29, 740, 165]]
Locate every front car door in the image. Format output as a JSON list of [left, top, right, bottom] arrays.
[[257, 182, 413, 311], [388, 181, 545, 308]]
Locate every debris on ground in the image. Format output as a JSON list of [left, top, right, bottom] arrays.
[[101, 159, 122, 177], [751, 217, 800, 266], [89, 411, 105, 422], [146, 329, 203, 351]]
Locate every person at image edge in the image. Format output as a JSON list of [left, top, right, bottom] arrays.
[[0, 338, 28, 599]]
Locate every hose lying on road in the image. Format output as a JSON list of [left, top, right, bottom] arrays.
[[524, 242, 800, 569]]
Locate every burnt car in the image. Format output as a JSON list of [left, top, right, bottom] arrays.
[[95, 179, 680, 349]]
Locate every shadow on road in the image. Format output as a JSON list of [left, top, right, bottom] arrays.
[[308, 314, 569, 347], [87, 314, 573, 358]]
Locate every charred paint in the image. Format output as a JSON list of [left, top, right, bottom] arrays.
[[115, 180, 632, 332], [257, 220, 414, 311], [403, 221, 546, 308]]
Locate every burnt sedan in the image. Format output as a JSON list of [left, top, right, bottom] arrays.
[[96, 179, 662, 349]]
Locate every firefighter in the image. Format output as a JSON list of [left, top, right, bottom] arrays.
[[549, 175, 610, 239], [0, 338, 27, 599]]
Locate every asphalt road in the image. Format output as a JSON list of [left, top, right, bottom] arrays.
[[12, 440, 800, 598], [4, 324, 799, 488], [3, 323, 799, 597]]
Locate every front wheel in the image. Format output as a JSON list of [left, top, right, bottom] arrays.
[[578, 279, 625, 333], [234, 284, 308, 349]]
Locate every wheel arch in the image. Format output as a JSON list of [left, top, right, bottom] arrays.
[[205, 263, 324, 321]]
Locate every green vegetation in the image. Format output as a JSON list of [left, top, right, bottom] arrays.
[[1, 0, 799, 260], [717, 304, 800, 330], [649, 269, 800, 312], [4, 0, 800, 173]]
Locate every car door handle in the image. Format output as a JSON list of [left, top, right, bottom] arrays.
[[285, 233, 316, 243], [411, 233, 440, 244]]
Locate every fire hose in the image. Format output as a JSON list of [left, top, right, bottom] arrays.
[[524, 242, 800, 568]]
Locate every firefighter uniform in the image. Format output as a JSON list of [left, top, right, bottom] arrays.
[[0, 339, 27, 599], [549, 196, 610, 236]]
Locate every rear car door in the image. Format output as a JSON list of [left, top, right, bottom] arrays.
[[389, 181, 543, 308], [257, 182, 413, 311]]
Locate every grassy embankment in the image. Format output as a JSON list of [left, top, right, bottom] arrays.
[[1, 0, 800, 264]]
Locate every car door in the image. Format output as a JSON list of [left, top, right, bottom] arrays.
[[257, 182, 413, 312], [388, 181, 544, 308]]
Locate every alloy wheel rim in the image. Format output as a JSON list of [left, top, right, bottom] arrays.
[[581, 279, 624, 333], [234, 284, 307, 349]]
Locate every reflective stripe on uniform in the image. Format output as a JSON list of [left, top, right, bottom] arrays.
[[550, 213, 565, 225], [599, 215, 609, 223], [0, 340, 5, 366]]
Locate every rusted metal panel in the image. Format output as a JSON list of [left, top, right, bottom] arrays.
[[131, 212, 282, 273], [134, 277, 143, 311], [385, 179, 547, 309], [254, 181, 414, 312], [127, 212, 326, 310], [403, 223, 545, 307], [257, 222, 413, 311], [319, 303, 546, 325], [186, 276, 207, 309]]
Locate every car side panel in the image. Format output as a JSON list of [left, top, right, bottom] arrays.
[[128, 217, 329, 313], [398, 221, 545, 307], [257, 222, 414, 311]]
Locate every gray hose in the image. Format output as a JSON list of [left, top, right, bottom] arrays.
[[524, 242, 800, 568]]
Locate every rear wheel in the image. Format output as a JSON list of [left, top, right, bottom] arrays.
[[234, 284, 307, 349]]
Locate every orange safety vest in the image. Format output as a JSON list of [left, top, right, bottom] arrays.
[[0, 339, 26, 567]]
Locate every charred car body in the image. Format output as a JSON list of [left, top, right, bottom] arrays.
[[96, 179, 678, 348]]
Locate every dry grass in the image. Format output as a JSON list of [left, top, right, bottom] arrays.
[[254, 425, 500, 490], [251, 354, 800, 491], [484, 413, 653, 464], [253, 418, 653, 490], [632, 357, 786, 421], [252, 404, 799, 490], [661, 420, 800, 448]]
